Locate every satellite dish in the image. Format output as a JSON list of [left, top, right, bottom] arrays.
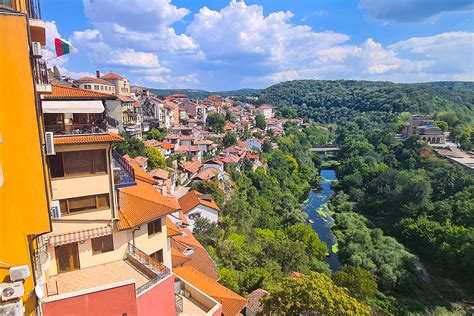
[[53, 66, 61, 79], [35, 285, 44, 299]]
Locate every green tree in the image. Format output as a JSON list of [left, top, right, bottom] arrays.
[[145, 147, 166, 169], [262, 272, 370, 315], [255, 113, 266, 130], [146, 128, 167, 141], [262, 140, 272, 153], [206, 113, 225, 132], [193, 217, 220, 247], [287, 223, 327, 259], [218, 267, 240, 293], [223, 132, 237, 147], [333, 265, 378, 302], [114, 134, 146, 157]]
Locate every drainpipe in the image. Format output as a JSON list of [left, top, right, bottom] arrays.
[[132, 225, 141, 248]]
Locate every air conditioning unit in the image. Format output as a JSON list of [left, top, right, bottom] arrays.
[[0, 301, 24, 316], [50, 200, 61, 219], [9, 266, 30, 282], [45, 132, 55, 155], [0, 282, 24, 301], [32, 42, 42, 57]]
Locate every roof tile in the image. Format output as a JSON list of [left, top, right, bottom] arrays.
[[53, 133, 124, 145]]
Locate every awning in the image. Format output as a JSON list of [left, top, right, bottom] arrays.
[[42, 100, 104, 114], [47, 226, 112, 247]]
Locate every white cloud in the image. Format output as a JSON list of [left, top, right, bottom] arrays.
[[82, 0, 197, 53], [186, 0, 348, 66]]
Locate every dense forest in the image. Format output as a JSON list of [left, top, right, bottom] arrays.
[[331, 117, 474, 314], [147, 87, 259, 99], [255, 80, 474, 124]]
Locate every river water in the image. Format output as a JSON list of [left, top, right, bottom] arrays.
[[303, 169, 341, 271]]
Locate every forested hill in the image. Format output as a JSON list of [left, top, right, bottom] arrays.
[[148, 88, 259, 99], [255, 80, 474, 123]]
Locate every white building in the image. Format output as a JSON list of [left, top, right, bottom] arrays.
[[178, 190, 220, 231]]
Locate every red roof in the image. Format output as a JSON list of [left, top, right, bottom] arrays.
[[256, 104, 272, 110], [53, 133, 124, 145], [101, 73, 124, 79], [160, 142, 175, 150], [45, 85, 116, 100], [178, 190, 220, 214], [180, 160, 202, 174], [174, 266, 247, 316], [76, 76, 114, 86]]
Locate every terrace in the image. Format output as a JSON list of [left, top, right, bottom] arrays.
[[112, 149, 137, 189], [44, 113, 108, 136]]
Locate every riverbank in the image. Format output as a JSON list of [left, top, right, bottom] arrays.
[[303, 169, 341, 271]]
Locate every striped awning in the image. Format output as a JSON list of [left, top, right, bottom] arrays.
[[47, 226, 112, 247]]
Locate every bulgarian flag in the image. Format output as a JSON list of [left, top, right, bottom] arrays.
[[54, 38, 73, 57]]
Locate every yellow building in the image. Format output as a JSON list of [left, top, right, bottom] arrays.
[[0, 0, 50, 314]]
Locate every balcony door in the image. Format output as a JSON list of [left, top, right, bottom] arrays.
[[55, 242, 80, 273]]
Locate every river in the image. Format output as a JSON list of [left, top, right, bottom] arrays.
[[303, 169, 341, 271]]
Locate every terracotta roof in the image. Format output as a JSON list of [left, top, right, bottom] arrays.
[[144, 139, 161, 148], [167, 218, 182, 237], [45, 85, 116, 100], [171, 228, 218, 280], [117, 95, 135, 103], [149, 168, 169, 180], [221, 155, 240, 164], [160, 142, 175, 150], [127, 160, 156, 184], [53, 133, 124, 145], [203, 159, 223, 165], [256, 104, 272, 110], [174, 266, 247, 316], [178, 190, 220, 214], [76, 76, 114, 86], [101, 73, 124, 79], [180, 161, 202, 174], [117, 179, 180, 230], [193, 168, 218, 181], [246, 289, 269, 314], [193, 139, 213, 145], [176, 145, 200, 153], [246, 153, 258, 159]]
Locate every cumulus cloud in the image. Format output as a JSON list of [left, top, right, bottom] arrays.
[[359, 0, 473, 22], [82, 0, 197, 53], [186, 0, 348, 66]]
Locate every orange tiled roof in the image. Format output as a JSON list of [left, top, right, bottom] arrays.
[[178, 190, 220, 214], [180, 161, 202, 174], [167, 218, 181, 237], [193, 168, 218, 181], [117, 180, 180, 230], [149, 168, 169, 180], [101, 72, 124, 79], [160, 142, 175, 150], [170, 227, 218, 280], [53, 133, 124, 145], [127, 161, 156, 184], [76, 76, 114, 86], [173, 266, 247, 316], [45, 85, 116, 100], [144, 139, 161, 148]]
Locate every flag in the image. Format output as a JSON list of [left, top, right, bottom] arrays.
[[54, 38, 72, 57]]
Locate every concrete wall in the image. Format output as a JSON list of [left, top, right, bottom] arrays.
[[42, 281, 137, 316], [186, 205, 218, 231], [137, 275, 176, 316]]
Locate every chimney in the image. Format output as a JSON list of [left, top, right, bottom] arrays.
[[96, 70, 100, 78]]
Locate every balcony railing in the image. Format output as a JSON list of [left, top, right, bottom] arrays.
[[45, 122, 108, 135], [126, 243, 171, 295], [26, 0, 41, 19], [175, 293, 184, 314], [112, 150, 136, 189], [33, 58, 48, 85]]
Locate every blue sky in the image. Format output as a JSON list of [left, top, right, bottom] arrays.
[[42, 0, 474, 90]]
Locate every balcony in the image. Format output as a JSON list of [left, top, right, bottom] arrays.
[[33, 58, 51, 92], [112, 150, 136, 189], [45, 122, 108, 135], [26, 0, 41, 19], [125, 243, 170, 295]]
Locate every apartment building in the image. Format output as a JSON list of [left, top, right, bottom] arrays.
[[101, 72, 131, 96], [75, 76, 116, 95], [0, 1, 52, 315]]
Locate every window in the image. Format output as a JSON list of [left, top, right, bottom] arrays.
[[0, 0, 14, 9], [94, 85, 99, 90], [147, 218, 162, 236], [48, 150, 107, 178], [92, 235, 114, 254], [59, 194, 110, 215], [150, 249, 163, 263], [100, 85, 104, 91]]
